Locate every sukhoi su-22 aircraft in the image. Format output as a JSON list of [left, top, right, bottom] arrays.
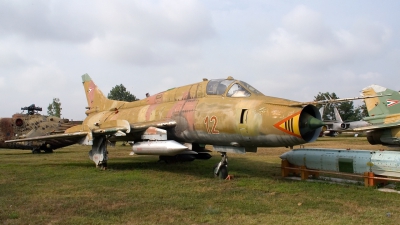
[[8, 74, 331, 178]]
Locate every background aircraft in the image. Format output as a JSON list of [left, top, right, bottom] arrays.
[[0, 104, 81, 153], [354, 85, 400, 147], [320, 106, 370, 136]]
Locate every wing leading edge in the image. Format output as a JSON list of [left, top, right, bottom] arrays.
[[5, 119, 177, 146], [354, 122, 400, 132]]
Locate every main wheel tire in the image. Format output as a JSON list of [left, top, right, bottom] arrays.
[[213, 164, 228, 179]]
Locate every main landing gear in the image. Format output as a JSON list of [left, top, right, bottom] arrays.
[[213, 152, 230, 179], [88, 136, 108, 169]]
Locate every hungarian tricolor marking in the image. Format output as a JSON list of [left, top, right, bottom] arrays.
[[387, 99, 399, 107]]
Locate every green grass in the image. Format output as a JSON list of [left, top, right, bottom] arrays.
[[0, 138, 399, 224]]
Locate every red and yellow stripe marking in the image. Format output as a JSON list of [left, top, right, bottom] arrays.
[[273, 112, 301, 138]]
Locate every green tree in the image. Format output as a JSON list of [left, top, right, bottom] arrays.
[[314, 92, 339, 120], [314, 92, 367, 121], [337, 101, 358, 121], [107, 84, 138, 102], [47, 98, 62, 117], [354, 103, 368, 119]]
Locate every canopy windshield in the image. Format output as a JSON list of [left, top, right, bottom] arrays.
[[206, 79, 234, 95], [206, 78, 263, 97]]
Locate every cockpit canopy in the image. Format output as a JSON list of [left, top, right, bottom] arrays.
[[206, 78, 263, 97]]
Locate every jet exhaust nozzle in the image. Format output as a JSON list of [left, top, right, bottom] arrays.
[[298, 105, 323, 142]]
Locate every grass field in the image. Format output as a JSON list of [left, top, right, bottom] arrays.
[[1, 137, 399, 225]]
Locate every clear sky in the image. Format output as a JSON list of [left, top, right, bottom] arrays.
[[1, 0, 399, 120]]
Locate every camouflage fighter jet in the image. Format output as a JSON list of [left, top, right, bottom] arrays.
[[0, 104, 82, 153], [7, 74, 329, 178], [354, 85, 400, 147]]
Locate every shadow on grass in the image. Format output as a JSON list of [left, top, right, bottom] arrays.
[[0, 151, 34, 156], [42, 154, 284, 180], [0, 150, 81, 156]]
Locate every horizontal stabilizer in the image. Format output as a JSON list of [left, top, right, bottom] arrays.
[[5, 120, 132, 146], [66, 120, 130, 135], [92, 120, 131, 135], [65, 124, 91, 133], [4, 132, 88, 143]]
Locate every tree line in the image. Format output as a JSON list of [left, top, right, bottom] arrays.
[[47, 84, 138, 118], [314, 92, 368, 121]]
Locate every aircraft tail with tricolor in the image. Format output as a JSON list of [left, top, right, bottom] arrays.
[[362, 84, 400, 118], [354, 85, 400, 146]]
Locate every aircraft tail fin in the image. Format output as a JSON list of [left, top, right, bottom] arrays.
[[362, 85, 400, 117], [319, 106, 324, 119], [81, 74, 124, 115], [333, 107, 343, 122]]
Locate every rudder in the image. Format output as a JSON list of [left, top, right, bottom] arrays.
[[333, 107, 343, 122], [361, 84, 400, 116], [81, 74, 123, 115]]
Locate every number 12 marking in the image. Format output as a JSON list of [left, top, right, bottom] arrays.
[[204, 116, 219, 134]]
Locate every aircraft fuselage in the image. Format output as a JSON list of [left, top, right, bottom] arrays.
[[82, 77, 321, 151]]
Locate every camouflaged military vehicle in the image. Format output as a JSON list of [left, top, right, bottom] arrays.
[[0, 104, 81, 153]]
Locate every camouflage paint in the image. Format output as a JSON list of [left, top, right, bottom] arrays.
[[356, 85, 400, 146], [0, 113, 81, 151], [76, 74, 322, 150]]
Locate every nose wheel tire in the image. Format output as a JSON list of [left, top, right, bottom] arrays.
[[213, 152, 229, 179], [214, 164, 228, 179]]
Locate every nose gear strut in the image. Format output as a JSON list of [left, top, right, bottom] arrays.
[[214, 152, 229, 179]]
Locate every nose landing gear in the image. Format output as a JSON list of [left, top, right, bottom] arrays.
[[213, 152, 230, 179]]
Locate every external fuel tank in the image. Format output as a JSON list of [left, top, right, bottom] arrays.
[[280, 148, 400, 177]]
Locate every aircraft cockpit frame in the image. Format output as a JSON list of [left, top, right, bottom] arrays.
[[205, 77, 263, 97]]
